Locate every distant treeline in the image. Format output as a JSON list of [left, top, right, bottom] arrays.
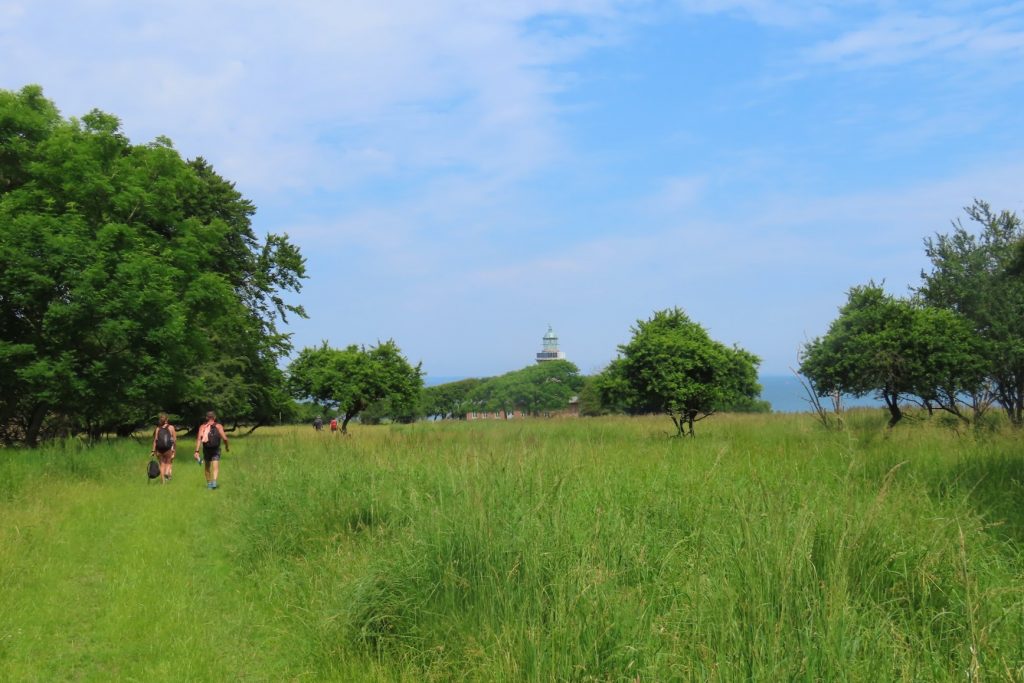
[[289, 310, 770, 438]]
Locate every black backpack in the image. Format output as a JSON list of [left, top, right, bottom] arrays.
[[148, 459, 160, 479], [156, 426, 173, 452], [204, 422, 221, 448]]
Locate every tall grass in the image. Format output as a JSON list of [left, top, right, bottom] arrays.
[[1, 414, 1022, 680]]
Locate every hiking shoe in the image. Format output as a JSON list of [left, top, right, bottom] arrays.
[[211, 480, 218, 489], [207, 481, 214, 489]]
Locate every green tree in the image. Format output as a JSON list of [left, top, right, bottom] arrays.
[[288, 341, 423, 433], [592, 358, 632, 417], [917, 201, 1024, 426], [801, 284, 987, 428], [905, 305, 989, 424], [614, 308, 761, 436], [578, 374, 611, 416], [0, 85, 306, 444], [422, 378, 488, 420], [800, 286, 911, 428], [468, 360, 583, 417]]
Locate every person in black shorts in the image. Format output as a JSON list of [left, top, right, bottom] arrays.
[[151, 413, 177, 483], [194, 410, 229, 490]]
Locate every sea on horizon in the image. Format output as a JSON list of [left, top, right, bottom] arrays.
[[424, 373, 884, 414]]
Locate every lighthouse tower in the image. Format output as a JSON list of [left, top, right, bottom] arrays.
[[536, 325, 566, 363]]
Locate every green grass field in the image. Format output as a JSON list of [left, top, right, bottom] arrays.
[[1, 414, 1022, 681]]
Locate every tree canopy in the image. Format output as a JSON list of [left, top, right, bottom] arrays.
[[0, 85, 306, 444], [287, 341, 423, 433], [467, 360, 583, 417], [608, 308, 761, 436], [916, 200, 1024, 426], [800, 284, 986, 428], [422, 378, 489, 420]]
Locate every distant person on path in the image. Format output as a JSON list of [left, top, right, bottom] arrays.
[[314, 416, 323, 431], [151, 413, 177, 483], [329, 417, 338, 433], [194, 411, 229, 490]]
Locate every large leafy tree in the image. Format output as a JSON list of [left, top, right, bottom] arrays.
[[288, 341, 423, 433], [905, 305, 989, 424], [800, 284, 987, 428], [0, 85, 306, 444], [917, 201, 1024, 427], [612, 308, 761, 437], [801, 285, 914, 428]]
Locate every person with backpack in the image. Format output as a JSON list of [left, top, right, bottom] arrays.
[[151, 413, 177, 484], [194, 411, 229, 490], [329, 417, 338, 433]]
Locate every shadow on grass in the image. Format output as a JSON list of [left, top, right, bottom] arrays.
[[932, 450, 1024, 549]]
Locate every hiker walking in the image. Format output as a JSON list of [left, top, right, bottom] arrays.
[[314, 416, 323, 431], [151, 413, 177, 483], [194, 411, 229, 490]]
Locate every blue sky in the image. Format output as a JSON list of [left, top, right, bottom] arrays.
[[3, 1, 1023, 378]]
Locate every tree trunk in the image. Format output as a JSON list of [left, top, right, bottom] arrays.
[[0, 401, 17, 446], [1013, 380, 1023, 428], [995, 379, 1023, 428], [882, 391, 902, 428], [25, 403, 48, 448], [669, 413, 684, 437], [341, 413, 353, 434]]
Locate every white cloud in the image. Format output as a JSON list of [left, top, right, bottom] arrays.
[[1, 0, 633, 194]]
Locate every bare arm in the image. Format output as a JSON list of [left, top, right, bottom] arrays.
[[151, 428, 158, 454], [217, 424, 230, 451]]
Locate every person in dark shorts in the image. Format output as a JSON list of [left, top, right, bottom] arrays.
[[151, 413, 177, 483], [194, 410, 229, 490]]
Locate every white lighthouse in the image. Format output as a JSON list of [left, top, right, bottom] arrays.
[[536, 325, 566, 363]]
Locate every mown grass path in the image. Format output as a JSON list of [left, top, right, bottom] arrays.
[[0, 446, 287, 681]]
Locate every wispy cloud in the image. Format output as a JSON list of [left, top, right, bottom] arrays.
[[675, 0, 842, 27], [805, 10, 1024, 68], [1, 0, 634, 194]]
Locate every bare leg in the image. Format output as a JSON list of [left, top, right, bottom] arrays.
[[204, 460, 212, 483], [211, 460, 220, 483]]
